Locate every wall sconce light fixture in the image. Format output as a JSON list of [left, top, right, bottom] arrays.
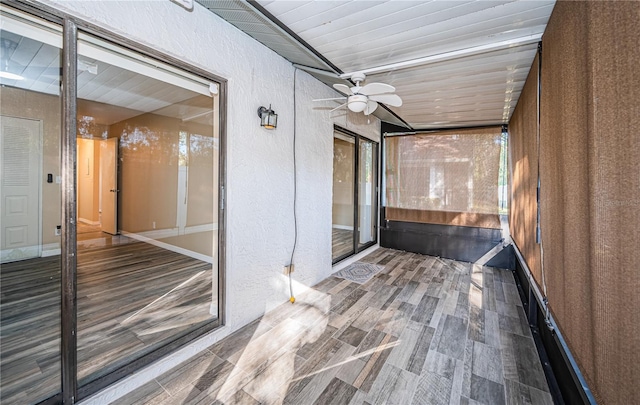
[[257, 105, 277, 129]]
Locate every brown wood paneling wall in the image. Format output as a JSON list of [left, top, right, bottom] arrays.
[[511, 1, 640, 403], [541, 8, 595, 384], [509, 53, 541, 282], [583, 2, 640, 403], [387, 207, 501, 229]]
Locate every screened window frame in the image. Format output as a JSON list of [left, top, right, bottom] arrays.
[[380, 126, 505, 230], [1, 2, 227, 404]]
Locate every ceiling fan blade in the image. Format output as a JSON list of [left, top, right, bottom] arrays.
[[330, 103, 347, 112], [364, 100, 378, 115], [369, 93, 402, 107], [333, 83, 353, 96], [359, 82, 395, 96], [313, 97, 346, 102]]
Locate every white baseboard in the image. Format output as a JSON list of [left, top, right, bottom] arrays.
[[42, 243, 61, 257], [1, 245, 41, 263], [1, 242, 62, 262], [332, 224, 354, 231], [121, 231, 214, 264], [184, 223, 217, 234], [0, 242, 61, 263], [131, 224, 216, 239], [133, 228, 180, 239]]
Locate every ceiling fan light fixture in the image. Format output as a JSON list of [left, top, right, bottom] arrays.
[[347, 94, 368, 113], [320, 73, 401, 118]]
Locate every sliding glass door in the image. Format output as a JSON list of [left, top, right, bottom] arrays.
[[332, 132, 356, 261], [75, 31, 221, 388], [358, 138, 377, 249], [332, 126, 378, 263], [0, 11, 63, 403], [0, 5, 225, 403]]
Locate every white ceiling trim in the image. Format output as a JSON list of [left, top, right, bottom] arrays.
[[339, 33, 541, 79]]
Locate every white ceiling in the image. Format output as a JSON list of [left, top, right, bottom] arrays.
[[200, 0, 555, 130], [2, 1, 556, 131]]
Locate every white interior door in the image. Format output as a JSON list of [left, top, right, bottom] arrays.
[[1, 116, 42, 263], [100, 137, 118, 235]]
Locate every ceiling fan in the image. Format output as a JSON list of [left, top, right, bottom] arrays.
[[314, 72, 402, 115]]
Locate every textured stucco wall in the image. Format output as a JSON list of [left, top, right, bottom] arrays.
[[40, 0, 380, 401]]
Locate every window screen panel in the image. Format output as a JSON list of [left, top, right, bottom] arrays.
[[385, 127, 502, 228]]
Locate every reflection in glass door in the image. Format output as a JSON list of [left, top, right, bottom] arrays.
[[332, 133, 355, 262], [358, 139, 377, 249], [75, 32, 220, 387], [332, 127, 378, 263], [0, 9, 63, 404], [1, 4, 224, 403]]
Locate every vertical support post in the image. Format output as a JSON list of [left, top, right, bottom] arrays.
[[353, 136, 360, 253], [374, 142, 379, 242], [61, 17, 78, 405], [536, 41, 542, 245], [218, 81, 227, 327], [380, 134, 387, 231]]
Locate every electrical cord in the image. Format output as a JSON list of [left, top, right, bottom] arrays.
[[289, 68, 298, 304]]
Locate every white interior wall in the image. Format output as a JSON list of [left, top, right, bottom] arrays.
[[42, 0, 380, 401]]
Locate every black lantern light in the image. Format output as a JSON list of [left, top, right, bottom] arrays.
[[257, 105, 277, 129]]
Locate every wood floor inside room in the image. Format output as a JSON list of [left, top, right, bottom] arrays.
[[332, 228, 354, 261], [115, 248, 552, 405], [0, 237, 215, 404]]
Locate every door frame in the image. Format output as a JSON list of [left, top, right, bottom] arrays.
[[2, 2, 228, 404], [332, 125, 379, 265]]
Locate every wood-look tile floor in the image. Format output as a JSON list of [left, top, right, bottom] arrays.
[[115, 248, 552, 405], [0, 237, 215, 404], [332, 228, 354, 261]]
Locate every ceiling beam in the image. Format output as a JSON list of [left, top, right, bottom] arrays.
[[339, 34, 543, 78]]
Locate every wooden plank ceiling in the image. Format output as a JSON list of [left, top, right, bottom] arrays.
[[200, 0, 555, 130]]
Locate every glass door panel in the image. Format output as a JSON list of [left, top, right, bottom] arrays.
[[0, 8, 63, 404], [75, 32, 220, 386], [332, 133, 355, 262], [358, 139, 377, 249]]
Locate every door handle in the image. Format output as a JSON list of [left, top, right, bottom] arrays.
[[109, 189, 119, 192]]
